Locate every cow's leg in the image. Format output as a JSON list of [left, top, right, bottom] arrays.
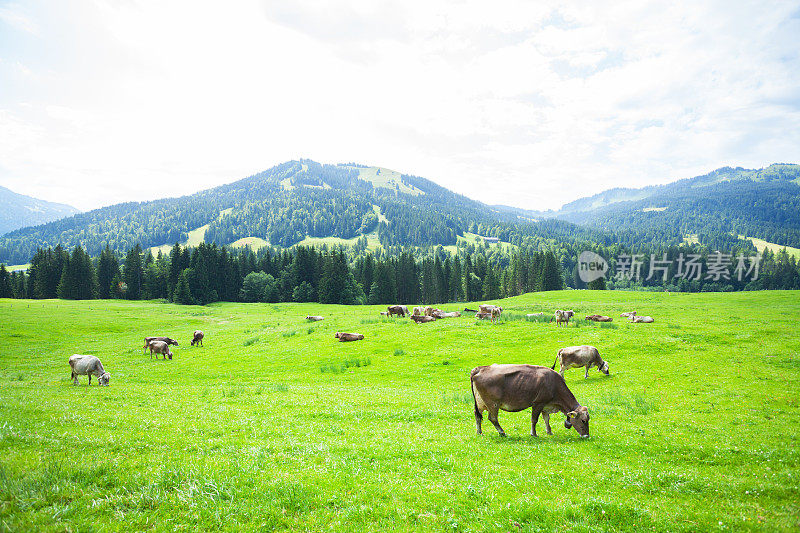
[[87, 374, 91, 385], [530, 405, 544, 437], [543, 412, 553, 435], [474, 404, 483, 435], [559, 366, 566, 378], [487, 405, 506, 437], [584, 365, 590, 379], [71, 371, 78, 385]]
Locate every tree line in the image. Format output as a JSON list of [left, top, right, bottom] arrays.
[[2, 239, 799, 304]]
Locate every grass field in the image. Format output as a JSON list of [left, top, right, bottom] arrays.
[[1, 291, 799, 531]]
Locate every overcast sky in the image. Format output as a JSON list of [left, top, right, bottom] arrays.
[[1, 1, 799, 212]]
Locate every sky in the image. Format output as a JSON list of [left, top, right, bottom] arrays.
[[1, 0, 799, 212]]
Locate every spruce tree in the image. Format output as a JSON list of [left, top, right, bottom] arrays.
[[124, 244, 144, 300], [0, 265, 11, 298]]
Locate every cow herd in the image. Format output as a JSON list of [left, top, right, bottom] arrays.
[[68, 303, 657, 441], [68, 330, 204, 386]]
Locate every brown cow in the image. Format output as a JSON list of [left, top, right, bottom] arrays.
[[412, 306, 425, 316], [471, 364, 590, 438], [143, 336, 178, 353], [424, 306, 436, 317], [387, 305, 406, 318], [148, 340, 173, 360], [554, 310, 574, 326], [334, 332, 365, 342], [585, 315, 612, 322], [410, 315, 435, 324], [479, 304, 503, 316], [475, 312, 492, 320], [191, 330, 204, 347], [552, 345, 609, 378]]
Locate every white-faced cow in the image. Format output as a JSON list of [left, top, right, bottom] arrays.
[[191, 330, 204, 347], [412, 306, 425, 316], [552, 345, 609, 379], [471, 364, 590, 438], [148, 340, 173, 360], [69, 355, 110, 386], [554, 309, 574, 326]]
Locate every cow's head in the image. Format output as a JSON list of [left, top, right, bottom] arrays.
[[600, 361, 609, 375], [169, 339, 179, 346], [168, 351, 173, 360], [564, 406, 590, 437], [334, 332, 341, 338], [98, 372, 111, 386]]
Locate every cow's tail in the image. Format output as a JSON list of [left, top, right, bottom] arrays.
[[470, 368, 482, 422], [551, 349, 561, 370]]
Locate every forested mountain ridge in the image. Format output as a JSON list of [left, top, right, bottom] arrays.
[[496, 164, 800, 248], [0, 160, 606, 264], [0, 185, 79, 236]]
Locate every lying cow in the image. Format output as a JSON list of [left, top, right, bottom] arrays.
[[412, 306, 425, 316], [387, 305, 406, 318], [148, 340, 173, 360], [586, 315, 613, 322], [471, 364, 590, 438], [191, 330, 204, 347], [620, 311, 637, 318], [380, 311, 389, 316], [552, 345, 609, 379], [424, 306, 436, 317], [411, 315, 436, 324], [69, 354, 110, 386], [335, 332, 365, 342], [142, 336, 178, 353], [464, 308, 477, 313], [436, 311, 461, 318], [527, 312, 544, 317], [475, 312, 493, 320], [305, 315, 324, 322], [631, 316, 654, 323]]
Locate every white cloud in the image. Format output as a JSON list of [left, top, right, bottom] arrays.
[[0, 0, 798, 211]]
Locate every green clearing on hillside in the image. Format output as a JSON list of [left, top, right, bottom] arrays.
[[739, 235, 800, 260], [1, 291, 799, 531], [148, 208, 234, 256], [353, 166, 424, 196]]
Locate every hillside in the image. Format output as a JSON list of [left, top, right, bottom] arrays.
[[0, 160, 601, 264], [0, 185, 79, 236], [532, 164, 800, 247]]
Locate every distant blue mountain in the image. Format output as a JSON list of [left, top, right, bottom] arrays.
[[0, 185, 79, 236]]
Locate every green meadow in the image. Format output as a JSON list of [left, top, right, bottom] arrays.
[[1, 291, 799, 531]]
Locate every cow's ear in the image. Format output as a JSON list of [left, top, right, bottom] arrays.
[[567, 411, 577, 419]]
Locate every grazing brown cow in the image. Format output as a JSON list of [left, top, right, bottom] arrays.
[[630, 316, 654, 323], [471, 364, 590, 438], [411, 315, 436, 324], [143, 336, 178, 353], [552, 345, 609, 378], [191, 330, 204, 347], [334, 332, 365, 342], [305, 315, 324, 321], [148, 340, 173, 360], [387, 305, 406, 318], [69, 355, 110, 386]]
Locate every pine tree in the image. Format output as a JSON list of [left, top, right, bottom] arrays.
[[97, 245, 120, 299], [124, 244, 144, 300], [0, 265, 11, 298], [173, 269, 195, 304], [540, 251, 563, 291]]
